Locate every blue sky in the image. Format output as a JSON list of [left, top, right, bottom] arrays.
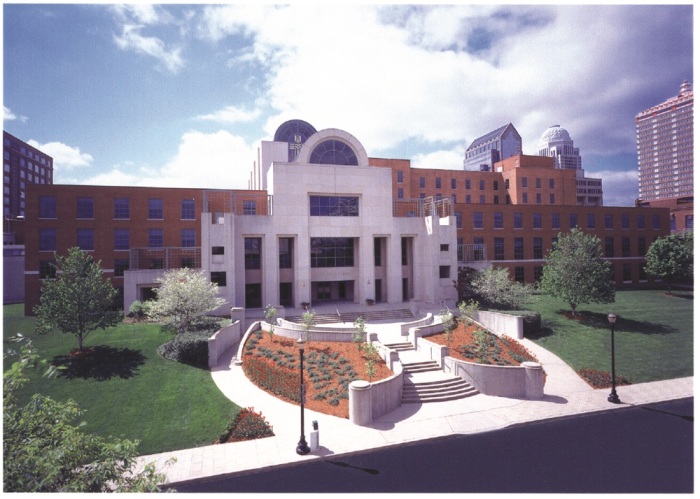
[[3, 3, 694, 206]]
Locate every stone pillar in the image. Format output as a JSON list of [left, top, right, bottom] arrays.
[[522, 361, 544, 399], [349, 380, 373, 426], [230, 307, 245, 324]]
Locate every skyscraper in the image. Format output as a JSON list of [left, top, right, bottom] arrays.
[[636, 81, 693, 231]]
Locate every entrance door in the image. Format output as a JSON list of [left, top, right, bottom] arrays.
[[375, 279, 382, 303]]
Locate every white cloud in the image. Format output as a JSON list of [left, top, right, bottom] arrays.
[[411, 147, 465, 170], [4, 106, 27, 123], [195, 105, 262, 124], [593, 169, 639, 207], [73, 130, 256, 190], [114, 24, 184, 73], [27, 140, 93, 170]]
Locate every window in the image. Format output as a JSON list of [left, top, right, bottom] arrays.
[[398, 188, 404, 199], [504, 178, 510, 189], [522, 177, 527, 188], [685, 215, 693, 230], [652, 214, 661, 230], [212, 246, 225, 255], [604, 214, 613, 229], [310, 140, 358, 165], [310, 237, 354, 268], [473, 212, 483, 229], [181, 228, 196, 247], [375, 238, 383, 266], [569, 213, 578, 229], [440, 244, 449, 252], [622, 237, 630, 257], [638, 237, 646, 256], [522, 193, 528, 204], [533, 237, 543, 259], [494, 212, 503, 229], [493, 195, 499, 205], [39, 196, 57, 218], [549, 178, 555, 189], [605, 237, 614, 258], [533, 213, 542, 229], [148, 229, 163, 248], [245, 237, 262, 269], [181, 199, 196, 219], [479, 180, 485, 191], [494, 237, 505, 260], [419, 176, 425, 188], [401, 237, 409, 266], [435, 178, 442, 189], [455, 211, 462, 229], [622, 263, 632, 282], [245, 283, 262, 308], [514, 237, 524, 259], [148, 198, 163, 219], [639, 263, 647, 281], [77, 197, 94, 219], [465, 179, 471, 189], [493, 180, 499, 190], [439, 266, 451, 279], [451, 178, 456, 189], [243, 200, 257, 215], [536, 193, 542, 204], [549, 194, 555, 204], [621, 214, 630, 229], [77, 228, 94, 250], [309, 196, 359, 216], [39, 260, 56, 279], [514, 267, 525, 283], [465, 195, 471, 204], [39, 228, 56, 251], [398, 171, 404, 183], [514, 212, 523, 229], [479, 195, 486, 204], [534, 265, 544, 282], [637, 214, 645, 229], [114, 197, 130, 219], [211, 271, 227, 287], [279, 238, 293, 269], [587, 213, 596, 229], [114, 229, 130, 250], [536, 178, 541, 188], [552, 213, 560, 229], [114, 259, 129, 277]]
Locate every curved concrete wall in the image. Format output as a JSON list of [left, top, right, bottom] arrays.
[[207, 321, 241, 368]]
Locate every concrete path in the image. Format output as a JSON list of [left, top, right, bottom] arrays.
[[136, 324, 693, 488]]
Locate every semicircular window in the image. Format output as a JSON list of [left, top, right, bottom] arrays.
[[274, 119, 317, 162], [310, 139, 358, 166]]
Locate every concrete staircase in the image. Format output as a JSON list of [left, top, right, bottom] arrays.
[[386, 346, 479, 404]]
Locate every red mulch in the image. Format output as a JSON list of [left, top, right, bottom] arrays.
[[242, 333, 393, 419]]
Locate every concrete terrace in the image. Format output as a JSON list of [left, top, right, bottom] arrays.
[[135, 303, 694, 488]]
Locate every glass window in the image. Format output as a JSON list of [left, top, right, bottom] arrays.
[[114, 228, 130, 250], [621, 214, 630, 229], [419, 176, 425, 188], [534, 265, 544, 282], [536, 178, 541, 188], [455, 211, 462, 229], [522, 177, 527, 188], [39, 228, 56, 251], [212, 246, 225, 255], [638, 237, 646, 256], [398, 188, 404, 199], [211, 271, 227, 287], [549, 178, 554, 189], [398, 171, 404, 183], [245, 237, 262, 269], [604, 214, 613, 229], [569, 213, 578, 229], [533, 237, 543, 259], [549, 194, 555, 204], [514, 267, 525, 283], [181, 199, 195, 220], [514, 237, 524, 259], [479, 195, 485, 204], [39, 196, 57, 218], [309, 196, 359, 216], [494, 238, 505, 261], [76, 197, 94, 219], [473, 212, 483, 229], [242, 200, 257, 215], [533, 213, 542, 229], [309, 139, 358, 165], [439, 266, 450, 279], [310, 237, 354, 268], [639, 263, 647, 281], [451, 178, 456, 189], [77, 228, 94, 250], [479, 180, 485, 190], [245, 283, 261, 308], [465, 195, 471, 204], [622, 237, 630, 257], [551, 213, 560, 229], [148, 198, 163, 219], [465, 179, 471, 189], [494, 212, 503, 229], [39, 260, 56, 279], [652, 214, 661, 230], [436, 178, 442, 189], [605, 237, 614, 258], [148, 229, 163, 248], [114, 197, 130, 219], [622, 263, 632, 281], [522, 193, 528, 204], [536, 193, 542, 204], [587, 213, 596, 229], [181, 228, 196, 247], [514, 212, 523, 229], [637, 214, 645, 229], [279, 237, 293, 269], [114, 259, 129, 277], [493, 180, 499, 191]]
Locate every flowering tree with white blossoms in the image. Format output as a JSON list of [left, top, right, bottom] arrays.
[[149, 268, 226, 334]]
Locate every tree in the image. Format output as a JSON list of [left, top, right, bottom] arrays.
[[301, 309, 316, 342], [149, 268, 226, 335], [472, 266, 534, 310], [457, 299, 479, 329], [353, 316, 367, 353], [3, 336, 171, 492], [539, 228, 615, 317], [439, 308, 455, 347], [34, 247, 122, 351], [264, 304, 278, 339], [645, 232, 693, 293]]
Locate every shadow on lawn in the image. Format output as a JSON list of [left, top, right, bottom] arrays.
[[52, 345, 146, 381], [557, 310, 679, 336]]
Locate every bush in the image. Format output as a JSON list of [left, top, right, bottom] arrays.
[[216, 407, 274, 443], [128, 300, 153, 319], [577, 368, 631, 389], [243, 356, 300, 402], [157, 331, 211, 368]]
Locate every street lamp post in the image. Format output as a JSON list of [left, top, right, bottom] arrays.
[[296, 337, 310, 455], [607, 313, 621, 404]]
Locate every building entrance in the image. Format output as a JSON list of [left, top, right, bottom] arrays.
[[311, 280, 354, 302]]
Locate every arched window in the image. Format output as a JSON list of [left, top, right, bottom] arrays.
[[310, 139, 358, 166]]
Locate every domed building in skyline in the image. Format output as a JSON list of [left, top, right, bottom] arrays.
[[537, 124, 582, 170]]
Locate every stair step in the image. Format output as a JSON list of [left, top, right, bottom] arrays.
[[384, 342, 414, 352], [404, 378, 467, 390], [402, 361, 441, 373], [402, 387, 479, 404]]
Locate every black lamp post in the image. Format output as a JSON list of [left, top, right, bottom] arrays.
[[607, 313, 621, 404], [296, 337, 310, 455]]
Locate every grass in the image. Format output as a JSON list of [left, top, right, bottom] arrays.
[[3, 304, 240, 456], [523, 289, 693, 383]]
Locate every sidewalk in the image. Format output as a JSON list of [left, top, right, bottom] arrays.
[[136, 330, 693, 488]]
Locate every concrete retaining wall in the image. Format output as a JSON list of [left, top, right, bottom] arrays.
[[399, 313, 434, 336], [207, 321, 242, 368], [268, 319, 358, 342], [473, 310, 524, 340]]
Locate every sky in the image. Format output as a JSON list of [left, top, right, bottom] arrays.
[[2, 3, 694, 207]]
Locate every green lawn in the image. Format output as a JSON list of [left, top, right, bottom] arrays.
[[3, 304, 240, 456], [524, 290, 693, 383]]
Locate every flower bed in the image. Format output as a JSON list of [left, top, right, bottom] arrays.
[[216, 407, 274, 444], [242, 332, 392, 419], [577, 368, 631, 389]]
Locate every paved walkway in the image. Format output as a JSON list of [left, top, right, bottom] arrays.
[[136, 321, 693, 488]]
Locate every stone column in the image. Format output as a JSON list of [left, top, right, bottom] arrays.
[[522, 361, 544, 399], [349, 380, 373, 426]]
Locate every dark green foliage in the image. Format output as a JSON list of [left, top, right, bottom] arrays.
[[216, 407, 274, 443], [644, 232, 693, 292], [157, 331, 211, 368]]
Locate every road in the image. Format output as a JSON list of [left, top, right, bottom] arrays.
[[173, 398, 693, 493]]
